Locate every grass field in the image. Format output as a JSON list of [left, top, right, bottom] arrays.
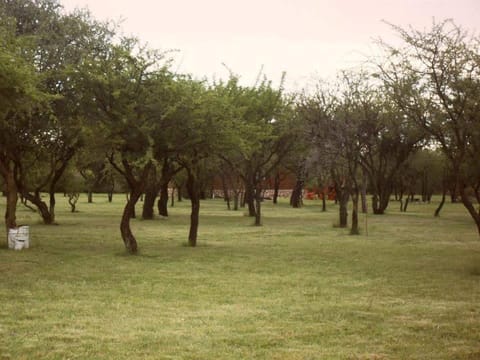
[[1, 194, 479, 359]]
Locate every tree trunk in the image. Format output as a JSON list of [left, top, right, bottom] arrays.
[[107, 178, 114, 203], [49, 189, 56, 224], [350, 188, 360, 235], [158, 180, 169, 217], [449, 182, 458, 203], [87, 190, 93, 203], [337, 185, 349, 228], [402, 196, 410, 212], [22, 191, 54, 225], [177, 183, 183, 202], [458, 182, 480, 236], [186, 170, 200, 247], [360, 174, 368, 213], [120, 190, 142, 253], [4, 169, 17, 232], [37, 199, 54, 224], [254, 185, 262, 226], [421, 168, 428, 202], [221, 174, 231, 210], [233, 191, 240, 211], [434, 185, 447, 217], [273, 172, 280, 204], [68, 193, 79, 213], [21, 196, 36, 212], [245, 181, 256, 217], [372, 188, 391, 215], [321, 190, 327, 212], [290, 163, 306, 208], [142, 166, 159, 220], [171, 186, 175, 207], [142, 188, 157, 220], [290, 180, 303, 208]]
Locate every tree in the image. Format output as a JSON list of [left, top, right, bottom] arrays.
[[83, 36, 168, 253], [378, 20, 480, 234], [220, 75, 298, 226], [155, 75, 234, 246], [2, 0, 114, 224], [0, 12, 48, 234], [299, 79, 363, 233], [350, 75, 425, 215]]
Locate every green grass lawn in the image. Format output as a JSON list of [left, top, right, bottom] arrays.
[[1, 194, 479, 359]]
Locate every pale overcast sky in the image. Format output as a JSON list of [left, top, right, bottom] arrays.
[[60, 0, 479, 90]]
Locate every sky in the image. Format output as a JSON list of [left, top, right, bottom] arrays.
[[60, 0, 479, 91]]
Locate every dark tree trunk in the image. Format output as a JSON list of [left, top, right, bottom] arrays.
[[108, 157, 153, 253], [142, 166, 159, 220], [459, 182, 480, 236], [4, 168, 18, 232], [434, 185, 447, 217], [221, 174, 231, 210], [142, 188, 157, 220], [321, 191, 327, 212], [350, 188, 359, 235], [68, 193, 79, 213], [402, 196, 410, 212], [290, 162, 306, 208], [233, 191, 240, 211], [254, 185, 262, 226], [449, 181, 458, 203], [372, 188, 391, 215], [87, 190, 93, 203], [21, 195, 36, 212], [290, 180, 304, 208], [186, 170, 200, 247], [177, 183, 183, 202], [245, 181, 256, 217], [23, 191, 54, 224], [49, 189, 56, 224], [272, 172, 281, 204], [120, 190, 142, 253], [171, 186, 175, 207], [46, 159, 70, 224], [125, 192, 136, 219], [337, 185, 349, 228], [107, 177, 114, 203], [360, 174, 368, 213], [421, 169, 428, 202], [158, 181, 169, 217]]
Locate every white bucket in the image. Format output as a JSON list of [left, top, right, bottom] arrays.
[[16, 226, 30, 249], [8, 226, 30, 250], [8, 228, 17, 249]]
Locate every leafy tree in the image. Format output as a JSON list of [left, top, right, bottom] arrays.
[[378, 20, 480, 234], [155, 76, 234, 246], [83, 37, 168, 253], [299, 80, 362, 233], [2, 0, 114, 224], [0, 12, 48, 233], [220, 75, 298, 226]]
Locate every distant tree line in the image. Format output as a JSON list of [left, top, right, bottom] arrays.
[[1, 0, 479, 252]]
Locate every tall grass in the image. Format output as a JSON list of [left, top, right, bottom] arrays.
[[1, 194, 479, 359]]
